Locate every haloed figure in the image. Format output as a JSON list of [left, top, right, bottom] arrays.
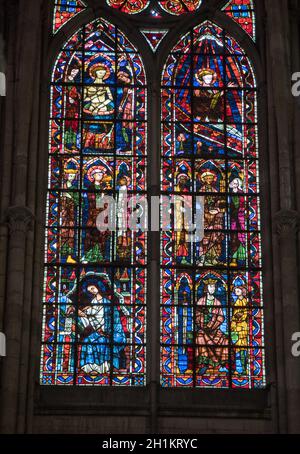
[[67, 276, 128, 375], [117, 69, 134, 152], [83, 164, 113, 262], [61, 159, 80, 263], [194, 68, 223, 122], [84, 63, 114, 116], [229, 177, 247, 267], [231, 285, 249, 375], [195, 279, 227, 373], [83, 63, 115, 151], [193, 67, 235, 122]]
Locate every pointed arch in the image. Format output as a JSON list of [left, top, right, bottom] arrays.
[[53, 1, 87, 34], [160, 20, 265, 388], [41, 16, 147, 386], [223, 0, 256, 41]]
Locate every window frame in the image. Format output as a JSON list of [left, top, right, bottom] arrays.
[[33, 0, 274, 421]]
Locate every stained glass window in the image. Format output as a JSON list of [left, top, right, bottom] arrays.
[[106, 0, 202, 16], [53, 1, 87, 34], [141, 30, 169, 52], [47, 0, 263, 390], [160, 20, 265, 388], [223, 0, 256, 41], [159, 0, 202, 15], [42, 17, 147, 386], [106, 0, 150, 14]]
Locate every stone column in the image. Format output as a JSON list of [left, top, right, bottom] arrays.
[[290, 1, 300, 307], [266, 0, 300, 433], [0, 0, 43, 433], [0, 0, 14, 337], [274, 209, 300, 433], [0, 206, 34, 433]]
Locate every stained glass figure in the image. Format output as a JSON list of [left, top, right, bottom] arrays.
[[42, 17, 147, 386], [223, 0, 256, 41], [158, 0, 202, 15], [53, 1, 87, 34], [141, 29, 169, 52], [106, 0, 150, 14], [160, 20, 264, 389]]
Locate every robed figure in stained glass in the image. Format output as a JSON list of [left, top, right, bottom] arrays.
[[43, 16, 147, 386], [117, 66, 134, 152], [229, 177, 247, 267], [231, 283, 249, 374], [198, 196, 226, 266], [116, 174, 132, 260], [65, 63, 81, 151], [195, 278, 228, 372], [194, 68, 224, 122], [160, 18, 264, 388], [84, 63, 114, 117], [61, 158, 80, 263], [66, 273, 129, 374], [82, 160, 113, 263], [174, 170, 192, 264], [83, 62, 115, 151], [178, 275, 194, 373]]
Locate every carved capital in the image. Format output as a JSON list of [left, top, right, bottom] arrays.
[[5, 206, 34, 234], [274, 209, 300, 236]]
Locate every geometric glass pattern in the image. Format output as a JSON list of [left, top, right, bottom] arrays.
[[106, 0, 202, 16], [159, 0, 202, 15], [223, 0, 256, 41], [53, 1, 87, 34], [106, 0, 150, 14], [42, 17, 147, 386], [160, 20, 265, 388], [141, 29, 169, 52]]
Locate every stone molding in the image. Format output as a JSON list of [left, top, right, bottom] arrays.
[[5, 206, 34, 234], [274, 209, 300, 236]]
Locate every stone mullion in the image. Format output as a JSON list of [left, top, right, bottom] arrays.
[[17, 13, 43, 431], [147, 77, 161, 434]]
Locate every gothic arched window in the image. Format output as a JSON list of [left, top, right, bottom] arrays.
[[53, 1, 87, 34], [42, 15, 147, 386], [44, 0, 265, 390], [160, 19, 264, 389]]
